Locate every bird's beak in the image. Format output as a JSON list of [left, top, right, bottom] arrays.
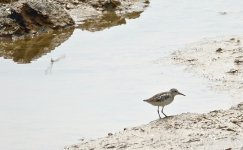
[[178, 92, 186, 96]]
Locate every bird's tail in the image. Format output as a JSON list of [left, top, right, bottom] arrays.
[[143, 99, 148, 102]]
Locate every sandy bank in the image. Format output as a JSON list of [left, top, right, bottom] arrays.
[[65, 36, 243, 149], [171, 36, 243, 105], [65, 103, 243, 150]]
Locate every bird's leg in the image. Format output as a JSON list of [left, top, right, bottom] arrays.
[[157, 106, 161, 119], [161, 106, 168, 117]]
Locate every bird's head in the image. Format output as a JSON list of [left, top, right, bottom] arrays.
[[170, 88, 186, 96]]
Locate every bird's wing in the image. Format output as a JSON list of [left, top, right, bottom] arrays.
[[145, 92, 171, 102]]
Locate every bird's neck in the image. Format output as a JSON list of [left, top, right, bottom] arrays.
[[171, 94, 176, 98]]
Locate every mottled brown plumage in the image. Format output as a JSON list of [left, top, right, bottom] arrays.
[[144, 88, 185, 118]]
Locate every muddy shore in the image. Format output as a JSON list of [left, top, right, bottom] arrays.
[[65, 104, 243, 150], [65, 36, 243, 149], [171, 36, 243, 105]]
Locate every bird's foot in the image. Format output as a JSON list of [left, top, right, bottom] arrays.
[[164, 115, 172, 118]]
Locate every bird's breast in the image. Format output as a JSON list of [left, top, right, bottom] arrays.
[[162, 97, 174, 106], [148, 97, 174, 106]]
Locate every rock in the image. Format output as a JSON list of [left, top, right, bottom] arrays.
[[187, 59, 197, 62], [85, 0, 121, 11], [108, 133, 113, 136], [72, 0, 79, 5], [216, 48, 223, 53], [226, 128, 236, 132], [75, 0, 148, 24], [103, 0, 121, 11], [0, 0, 74, 39], [226, 69, 238, 74], [185, 138, 200, 143], [0, 0, 18, 3], [234, 58, 243, 64], [0, 0, 149, 39], [66, 3, 74, 9], [0, 5, 21, 39], [72, 145, 79, 148]]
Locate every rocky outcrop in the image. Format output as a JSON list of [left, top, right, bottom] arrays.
[[59, 0, 149, 31], [0, 0, 74, 40], [0, 0, 149, 39], [0, 5, 20, 38], [55, 0, 122, 11], [0, 0, 18, 3]]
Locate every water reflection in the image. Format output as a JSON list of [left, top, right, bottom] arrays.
[[78, 11, 143, 32], [45, 55, 66, 75], [0, 10, 144, 63], [0, 29, 74, 63]]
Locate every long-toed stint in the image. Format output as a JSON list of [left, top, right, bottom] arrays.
[[143, 88, 185, 118]]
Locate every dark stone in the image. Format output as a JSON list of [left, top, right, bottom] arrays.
[[0, 0, 74, 39], [0, 0, 18, 3], [216, 48, 223, 53]]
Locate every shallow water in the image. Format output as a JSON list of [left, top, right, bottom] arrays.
[[1, 0, 243, 149]]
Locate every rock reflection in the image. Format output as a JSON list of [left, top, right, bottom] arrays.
[[0, 29, 74, 63], [78, 11, 143, 32]]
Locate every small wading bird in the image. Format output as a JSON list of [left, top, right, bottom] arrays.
[[143, 88, 185, 119]]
